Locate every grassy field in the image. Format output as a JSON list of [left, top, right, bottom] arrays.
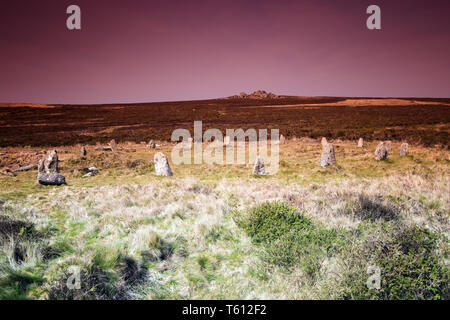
[[0, 139, 448, 299]]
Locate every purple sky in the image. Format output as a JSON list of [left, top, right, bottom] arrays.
[[1, 0, 449, 103]]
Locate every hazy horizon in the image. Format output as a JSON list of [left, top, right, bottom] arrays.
[[1, 0, 450, 104]]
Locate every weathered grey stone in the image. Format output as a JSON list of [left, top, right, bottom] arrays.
[[37, 150, 66, 185], [375, 142, 388, 160], [38, 150, 59, 174], [94, 145, 112, 151], [37, 172, 66, 186], [321, 137, 328, 147], [400, 143, 409, 156], [252, 156, 267, 175], [154, 152, 173, 176], [224, 136, 230, 146], [280, 134, 286, 145], [82, 167, 99, 177], [110, 139, 118, 153], [357, 138, 364, 148], [384, 141, 392, 151], [80, 146, 87, 157], [12, 164, 37, 173], [320, 143, 336, 167], [147, 140, 156, 149]]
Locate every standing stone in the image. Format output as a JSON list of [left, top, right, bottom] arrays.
[[38, 150, 59, 173], [147, 140, 156, 149], [80, 146, 87, 157], [384, 141, 392, 152], [320, 143, 336, 168], [321, 137, 328, 147], [357, 138, 364, 148], [37, 150, 66, 186], [110, 139, 118, 153], [400, 143, 409, 156], [375, 142, 388, 160], [280, 134, 286, 145], [154, 152, 173, 176], [252, 156, 267, 175]]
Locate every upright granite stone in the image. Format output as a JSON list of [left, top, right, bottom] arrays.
[[147, 140, 156, 149], [400, 143, 409, 156], [37, 150, 66, 186], [252, 156, 267, 175], [110, 139, 118, 153], [384, 141, 392, 152], [154, 152, 173, 176], [321, 137, 328, 147], [320, 143, 336, 168], [279, 134, 286, 145], [80, 146, 87, 157], [375, 142, 388, 160], [39, 150, 59, 173], [357, 138, 364, 148]]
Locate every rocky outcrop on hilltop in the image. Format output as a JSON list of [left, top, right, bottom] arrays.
[[227, 90, 280, 99]]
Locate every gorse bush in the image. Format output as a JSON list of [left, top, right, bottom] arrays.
[[240, 201, 347, 277], [342, 223, 449, 300]]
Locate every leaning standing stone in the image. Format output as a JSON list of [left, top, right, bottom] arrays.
[[400, 143, 409, 156], [375, 142, 388, 160], [357, 138, 364, 148], [154, 152, 173, 176], [253, 156, 267, 175], [321, 137, 328, 147], [320, 143, 336, 168]]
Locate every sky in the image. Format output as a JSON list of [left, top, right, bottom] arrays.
[[0, 0, 449, 104]]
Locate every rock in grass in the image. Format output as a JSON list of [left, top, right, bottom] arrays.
[[83, 167, 99, 177], [154, 152, 173, 176], [37, 150, 66, 185], [375, 142, 388, 160], [253, 156, 267, 175], [357, 138, 364, 148], [321, 137, 328, 147], [37, 172, 66, 186], [12, 164, 37, 173], [320, 143, 336, 168], [280, 134, 286, 145], [400, 143, 409, 156]]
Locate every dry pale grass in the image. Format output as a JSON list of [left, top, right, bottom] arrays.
[[0, 139, 448, 299]]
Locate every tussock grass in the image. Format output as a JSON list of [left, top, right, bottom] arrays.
[[0, 140, 448, 299]]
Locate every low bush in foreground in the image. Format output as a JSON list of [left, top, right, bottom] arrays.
[[238, 201, 348, 278]]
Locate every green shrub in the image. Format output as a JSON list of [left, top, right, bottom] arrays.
[[342, 223, 449, 300], [239, 201, 347, 277]]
